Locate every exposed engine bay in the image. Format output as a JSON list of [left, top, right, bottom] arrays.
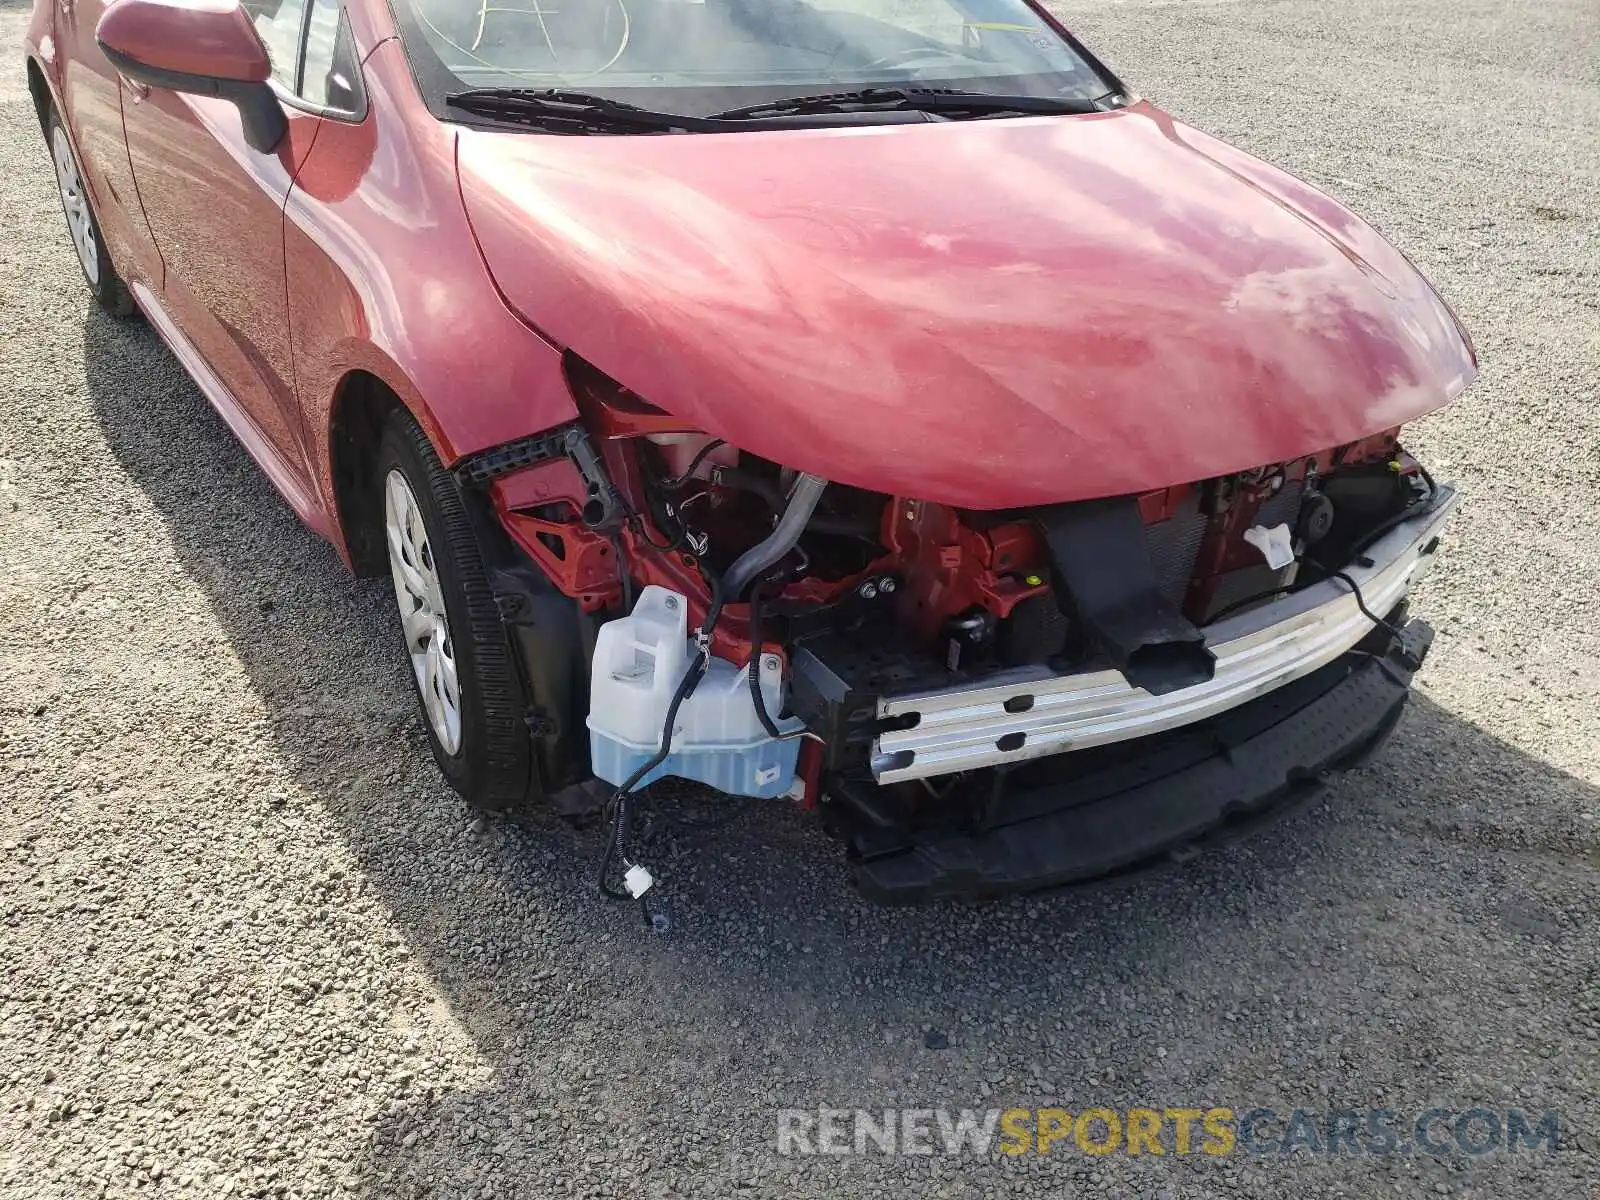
[[456, 357, 1455, 909]]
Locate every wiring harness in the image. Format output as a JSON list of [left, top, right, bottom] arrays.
[[596, 569, 725, 930]]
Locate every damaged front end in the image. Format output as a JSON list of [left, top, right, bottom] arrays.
[[457, 359, 1457, 904]]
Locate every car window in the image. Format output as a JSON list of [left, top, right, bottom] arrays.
[[299, 0, 367, 114], [244, 0, 313, 87]]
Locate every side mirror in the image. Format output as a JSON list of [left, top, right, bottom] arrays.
[[96, 0, 288, 154]]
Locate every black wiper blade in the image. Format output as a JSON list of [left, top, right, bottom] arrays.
[[445, 88, 709, 133], [709, 87, 1104, 121]]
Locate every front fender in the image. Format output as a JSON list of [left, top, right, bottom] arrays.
[[23, 8, 61, 129], [284, 38, 578, 556]]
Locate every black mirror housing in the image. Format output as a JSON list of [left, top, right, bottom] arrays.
[[100, 45, 288, 154]]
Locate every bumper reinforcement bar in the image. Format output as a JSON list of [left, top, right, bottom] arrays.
[[871, 485, 1457, 784]]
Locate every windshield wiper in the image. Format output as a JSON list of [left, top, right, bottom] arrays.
[[444, 85, 1106, 135], [708, 87, 1106, 121], [445, 88, 712, 134]]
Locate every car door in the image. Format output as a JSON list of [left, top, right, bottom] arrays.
[[118, 0, 325, 488]]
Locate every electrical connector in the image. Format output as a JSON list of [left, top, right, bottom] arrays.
[[1244, 522, 1295, 570], [622, 863, 655, 899]]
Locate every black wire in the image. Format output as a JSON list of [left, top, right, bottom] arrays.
[[628, 513, 686, 553], [1329, 570, 1405, 640], [1205, 584, 1300, 625], [746, 580, 786, 741], [660, 439, 726, 490], [609, 531, 634, 612], [597, 656, 708, 899], [604, 441, 689, 552], [597, 572, 726, 900], [1202, 564, 1401, 651], [1347, 492, 1439, 561], [629, 440, 727, 550], [626, 459, 688, 552], [1415, 461, 1437, 498], [597, 790, 637, 901], [626, 440, 731, 560]]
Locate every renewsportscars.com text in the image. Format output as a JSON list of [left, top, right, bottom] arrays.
[[776, 1106, 1561, 1158]]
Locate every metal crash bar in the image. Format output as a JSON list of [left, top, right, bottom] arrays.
[[871, 486, 1459, 784]]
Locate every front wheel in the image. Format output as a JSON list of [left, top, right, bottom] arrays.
[[46, 108, 135, 316], [378, 412, 536, 811]]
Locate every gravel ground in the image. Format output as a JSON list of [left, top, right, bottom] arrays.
[[3, 0, 1598, 1196]]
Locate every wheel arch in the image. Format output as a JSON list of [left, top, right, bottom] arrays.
[[326, 356, 481, 580], [313, 333, 574, 578], [321, 354, 507, 578], [26, 57, 54, 133], [23, 0, 64, 132], [326, 368, 411, 577]]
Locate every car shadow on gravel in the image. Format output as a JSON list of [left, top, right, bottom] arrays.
[[83, 308, 1597, 1196]]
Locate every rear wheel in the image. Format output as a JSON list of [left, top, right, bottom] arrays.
[[46, 108, 135, 317], [378, 411, 536, 811]]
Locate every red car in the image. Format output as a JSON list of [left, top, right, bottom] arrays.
[[25, 0, 1474, 904]]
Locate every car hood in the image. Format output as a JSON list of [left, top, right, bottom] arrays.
[[456, 103, 1475, 508]]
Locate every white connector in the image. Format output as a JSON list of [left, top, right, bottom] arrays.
[[622, 864, 655, 899], [1244, 522, 1296, 571]]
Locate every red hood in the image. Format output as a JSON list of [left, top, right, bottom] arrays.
[[456, 102, 1475, 508]]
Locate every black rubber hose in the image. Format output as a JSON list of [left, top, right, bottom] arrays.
[[711, 466, 877, 538], [722, 474, 829, 599]]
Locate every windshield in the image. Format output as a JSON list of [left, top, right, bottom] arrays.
[[392, 0, 1118, 120]]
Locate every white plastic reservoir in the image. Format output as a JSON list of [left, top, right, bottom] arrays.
[[588, 586, 804, 799]]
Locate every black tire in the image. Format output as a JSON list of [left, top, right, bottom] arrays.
[[45, 106, 136, 317], [376, 410, 536, 811]]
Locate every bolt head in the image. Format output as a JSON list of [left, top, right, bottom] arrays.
[[878, 577, 897, 594], [859, 582, 879, 601]]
